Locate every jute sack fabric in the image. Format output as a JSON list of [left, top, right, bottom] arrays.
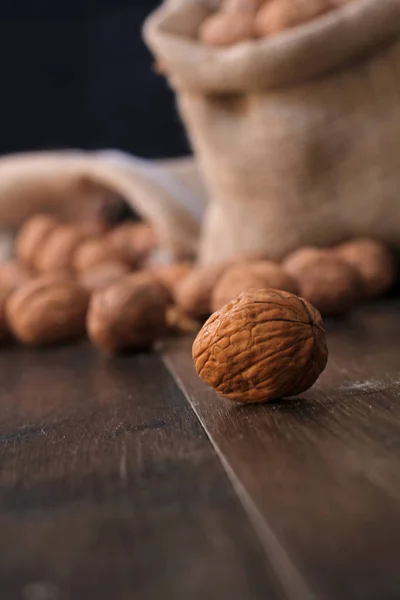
[[0, 151, 207, 261], [144, 0, 400, 265]]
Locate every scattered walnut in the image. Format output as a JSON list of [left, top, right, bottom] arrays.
[[6, 274, 89, 346], [199, 12, 256, 46], [0, 261, 32, 296], [255, 0, 332, 37], [221, 0, 263, 13], [283, 247, 361, 316], [175, 265, 226, 318], [78, 261, 131, 292], [211, 260, 298, 312], [15, 214, 59, 268], [73, 238, 124, 272], [151, 262, 193, 296], [336, 238, 397, 298], [87, 275, 171, 352], [35, 225, 88, 273], [107, 223, 157, 267], [193, 289, 328, 403]]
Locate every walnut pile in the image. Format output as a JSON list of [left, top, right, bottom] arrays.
[[199, 0, 358, 46], [0, 210, 397, 369], [193, 289, 328, 403]]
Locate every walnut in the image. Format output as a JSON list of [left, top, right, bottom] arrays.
[[193, 289, 328, 403], [6, 274, 89, 346], [283, 247, 362, 316], [336, 238, 397, 298], [78, 261, 131, 292], [166, 305, 201, 335], [174, 265, 226, 318], [87, 275, 171, 352], [107, 223, 157, 267], [15, 214, 59, 268], [255, 0, 332, 37], [221, 0, 263, 13], [35, 225, 88, 273], [199, 12, 256, 46], [151, 262, 193, 296], [211, 260, 298, 312], [0, 261, 32, 296], [0, 292, 11, 343], [73, 238, 124, 272]]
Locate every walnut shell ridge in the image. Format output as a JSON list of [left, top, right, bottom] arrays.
[[193, 289, 328, 404]]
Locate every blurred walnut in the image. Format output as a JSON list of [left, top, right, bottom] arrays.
[[255, 0, 332, 37], [78, 261, 131, 292], [336, 238, 397, 298], [87, 275, 171, 352], [152, 262, 193, 296], [35, 225, 88, 273], [199, 12, 256, 46], [6, 274, 89, 346], [107, 223, 157, 267], [283, 247, 361, 316], [15, 214, 59, 268], [0, 292, 11, 343], [221, 0, 263, 13], [166, 305, 201, 335], [73, 239, 124, 272], [175, 265, 226, 318], [0, 261, 32, 296], [193, 289, 328, 403], [211, 260, 298, 312]]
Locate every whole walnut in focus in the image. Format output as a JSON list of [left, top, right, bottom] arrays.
[[73, 239, 124, 272], [212, 260, 298, 312], [6, 275, 89, 346], [107, 223, 157, 267], [152, 262, 193, 296], [175, 265, 226, 318], [78, 261, 131, 292], [15, 214, 59, 268], [283, 247, 361, 316], [193, 289, 328, 403], [199, 12, 256, 46], [35, 225, 88, 273], [0, 262, 32, 296], [255, 0, 332, 37], [336, 238, 397, 298], [87, 275, 171, 352]]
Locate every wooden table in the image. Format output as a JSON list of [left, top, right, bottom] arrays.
[[0, 300, 399, 600]]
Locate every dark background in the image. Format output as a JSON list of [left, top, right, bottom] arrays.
[[0, 0, 190, 159]]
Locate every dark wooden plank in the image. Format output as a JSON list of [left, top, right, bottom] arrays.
[[161, 299, 400, 600], [0, 346, 283, 600]]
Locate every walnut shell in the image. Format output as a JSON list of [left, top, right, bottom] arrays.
[[211, 261, 298, 312], [193, 289, 328, 404], [107, 223, 157, 267], [283, 247, 362, 316], [73, 239, 124, 272], [221, 0, 263, 13], [199, 12, 256, 46], [87, 275, 171, 352], [151, 262, 193, 296], [0, 261, 32, 296], [35, 225, 88, 273], [6, 275, 89, 346], [175, 265, 226, 318], [255, 0, 332, 37], [78, 261, 131, 292], [15, 214, 59, 268], [336, 238, 397, 298]]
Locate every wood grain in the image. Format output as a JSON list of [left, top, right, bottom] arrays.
[[0, 346, 282, 600], [161, 300, 400, 600]]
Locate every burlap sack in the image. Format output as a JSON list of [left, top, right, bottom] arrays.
[[0, 150, 207, 261], [145, 0, 400, 265]]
